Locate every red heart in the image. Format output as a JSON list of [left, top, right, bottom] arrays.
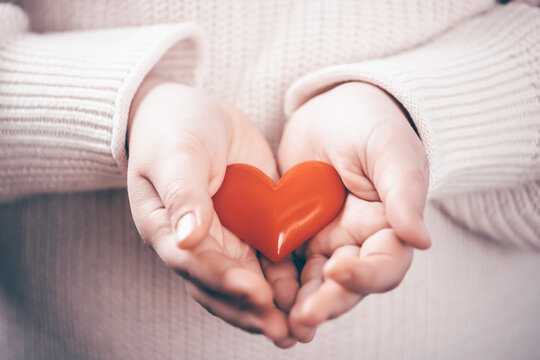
[[212, 161, 346, 262]]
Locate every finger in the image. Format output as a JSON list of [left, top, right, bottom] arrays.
[[259, 254, 300, 313], [288, 254, 326, 343], [295, 278, 362, 327], [274, 337, 298, 349], [128, 173, 270, 304], [156, 236, 274, 307], [305, 195, 389, 258], [146, 146, 216, 250], [129, 169, 275, 309], [127, 170, 172, 247], [215, 227, 283, 308], [367, 119, 431, 249], [184, 281, 290, 342], [129, 84, 230, 250], [324, 229, 413, 294]]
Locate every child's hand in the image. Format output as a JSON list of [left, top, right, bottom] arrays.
[[126, 77, 297, 347], [278, 82, 430, 342]]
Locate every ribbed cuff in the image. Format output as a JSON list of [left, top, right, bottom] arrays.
[[0, 3, 28, 37], [285, 4, 540, 196], [0, 23, 205, 201]]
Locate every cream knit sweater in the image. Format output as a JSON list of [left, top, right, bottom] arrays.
[[1, 1, 540, 359]]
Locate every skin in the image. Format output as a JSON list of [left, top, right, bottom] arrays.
[[127, 76, 430, 347], [277, 81, 431, 342], [126, 76, 298, 348]]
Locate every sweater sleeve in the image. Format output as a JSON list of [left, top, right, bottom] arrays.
[[0, 4, 206, 202], [284, 3, 540, 248]]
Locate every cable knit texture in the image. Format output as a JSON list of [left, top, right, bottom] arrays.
[[0, 4, 205, 200], [284, 3, 540, 248], [1, 1, 539, 359]]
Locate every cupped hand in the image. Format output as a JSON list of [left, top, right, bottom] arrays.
[[126, 76, 298, 347], [278, 81, 430, 342]]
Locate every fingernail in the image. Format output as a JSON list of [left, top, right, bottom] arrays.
[[176, 213, 195, 244]]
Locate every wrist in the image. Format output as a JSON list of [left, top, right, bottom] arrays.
[[331, 82, 420, 138], [126, 75, 170, 154]]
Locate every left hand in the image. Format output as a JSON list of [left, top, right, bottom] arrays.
[[126, 78, 298, 347], [277, 82, 431, 342]]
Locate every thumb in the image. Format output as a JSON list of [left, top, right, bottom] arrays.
[[368, 120, 431, 249], [148, 147, 217, 249], [127, 83, 231, 250]]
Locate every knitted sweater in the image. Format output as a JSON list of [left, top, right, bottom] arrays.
[[1, 1, 539, 359]]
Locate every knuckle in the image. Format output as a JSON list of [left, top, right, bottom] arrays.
[[162, 181, 192, 208], [133, 210, 168, 246], [174, 130, 209, 159]]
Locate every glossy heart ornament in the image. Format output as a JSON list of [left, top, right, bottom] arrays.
[[212, 161, 346, 262]]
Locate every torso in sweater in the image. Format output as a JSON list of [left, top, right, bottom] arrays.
[[21, 0, 496, 150], [1, 1, 540, 359]]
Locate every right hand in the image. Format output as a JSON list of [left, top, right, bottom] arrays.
[[126, 76, 299, 348], [277, 81, 430, 342]]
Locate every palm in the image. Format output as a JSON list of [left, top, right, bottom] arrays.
[[127, 82, 297, 346], [287, 195, 412, 341], [277, 82, 429, 341], [177, 103, 299, 346]]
